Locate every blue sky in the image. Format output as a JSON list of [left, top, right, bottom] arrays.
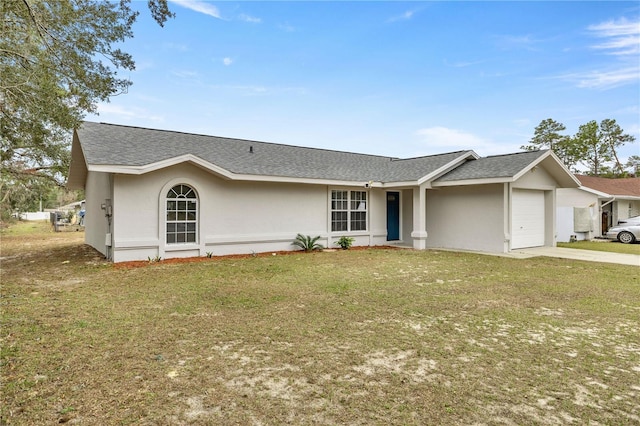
[[91, 1, 640, 164]]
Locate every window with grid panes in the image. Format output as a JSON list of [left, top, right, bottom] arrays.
[[166, 184, 197, 244], [331, 190, 367, 232]]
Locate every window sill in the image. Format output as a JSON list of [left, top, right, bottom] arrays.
[[330, 231, 368, 235], [165, 243, 199, 251]]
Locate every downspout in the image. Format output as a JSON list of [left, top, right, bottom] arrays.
[[105, 173, 114, 261]]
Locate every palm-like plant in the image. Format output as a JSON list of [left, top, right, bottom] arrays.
[[292, 234, 324, 252]]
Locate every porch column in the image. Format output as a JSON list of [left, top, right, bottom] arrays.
[[411, 184, 428, 249]]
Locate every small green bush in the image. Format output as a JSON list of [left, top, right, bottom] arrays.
[[335, 236, 355, 250], [292, 234, 324, 252]]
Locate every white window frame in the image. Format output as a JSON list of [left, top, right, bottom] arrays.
[[166, 184, 198, 245], [330, 189, 368, 233]]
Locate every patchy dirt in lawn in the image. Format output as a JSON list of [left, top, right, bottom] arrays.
[[155, 305, 640, 424], [160, 315, 640, 425]]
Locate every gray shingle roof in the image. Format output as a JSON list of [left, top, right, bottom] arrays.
[[76, 122, 473, 183], [434, 150, 549, 182]]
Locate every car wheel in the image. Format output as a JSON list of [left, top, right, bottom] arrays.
[[618, 231, 636, 244]]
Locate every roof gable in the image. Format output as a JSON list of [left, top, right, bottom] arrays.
[[432, 150, 580, 188], [434, 150, 549, 182]]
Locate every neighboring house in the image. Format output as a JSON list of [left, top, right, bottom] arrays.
[[67, 122, 579, 262], [556, 175, 640, 242]]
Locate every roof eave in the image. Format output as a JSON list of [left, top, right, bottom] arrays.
[[87, 155, 382, 187], [432, 177, 512, 187], [576, 186, 612, 197]]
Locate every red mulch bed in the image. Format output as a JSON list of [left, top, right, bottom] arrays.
[[114, 245, 403, 269]]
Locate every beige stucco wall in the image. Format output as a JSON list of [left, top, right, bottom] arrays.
[[425, 184, 505, 252], [84, 171, 112, 257], [107, 163, 388, 262], [367, 189, 388, 247], [513, 166, 557, 189], [556, 188, 598, 208], [401, 189, 414, 243], [111, 163, 326, 261], [85, 160, 567, 261]]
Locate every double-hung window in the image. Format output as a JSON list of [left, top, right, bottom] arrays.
[[331, 190, 367, 232], [166, 184, 197, 244]]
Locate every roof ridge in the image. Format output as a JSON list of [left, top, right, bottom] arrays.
[[390, 150, 474, 162], [84, 121, 401, 160], [481, 149, 548, 159]]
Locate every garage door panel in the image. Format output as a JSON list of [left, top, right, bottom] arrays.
[[512, 189, 545, 249]]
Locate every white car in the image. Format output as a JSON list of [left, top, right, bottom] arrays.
[[604, 216, 640, 244]]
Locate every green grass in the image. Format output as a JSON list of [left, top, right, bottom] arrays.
[[0, 220, 53, 237], [2, 225, 639, 424], [558, 239, 640, 254]]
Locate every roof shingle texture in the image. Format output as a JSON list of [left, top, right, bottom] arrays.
[[435, 150, 548, 182], [576, 175, 640, 197], [77, 122, 473, 183]]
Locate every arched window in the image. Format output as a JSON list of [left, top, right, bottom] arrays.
[[166, 184, 197, 244]]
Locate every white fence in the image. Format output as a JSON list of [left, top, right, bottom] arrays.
[[19, 212, 52, 221]]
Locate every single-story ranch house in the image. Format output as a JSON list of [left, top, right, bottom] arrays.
[[67, 122, 580, 262]]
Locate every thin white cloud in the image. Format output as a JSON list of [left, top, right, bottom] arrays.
[[444, 59, 485, 68], [557, 16, 640, 90], [207, 84, 307, 96], [415, 126, 508, 155], [278, 22, 296, 32], [171, 69, 199, 79], [163, 42, 189, 52], [388, 10, 416, 23], [589, 17, 640, 56], [571, 67, 639, 89], [513, 118, 531, 127], [239, 13, 261, 23], [169, 0, 222, 19], [493, 34, 541, 51], [223, 57, 233, 66]]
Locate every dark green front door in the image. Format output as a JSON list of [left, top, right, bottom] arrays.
[[387, 192, 400, 241]]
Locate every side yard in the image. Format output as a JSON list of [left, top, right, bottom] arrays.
[[1, 222, 639, 424]]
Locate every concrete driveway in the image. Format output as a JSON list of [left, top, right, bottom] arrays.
[[513, 246, 640, 266]]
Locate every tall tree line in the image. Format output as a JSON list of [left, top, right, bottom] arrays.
[[521, 118, 637, 177]]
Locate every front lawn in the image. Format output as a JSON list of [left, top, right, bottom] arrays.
[[2, 223, 639, 424]]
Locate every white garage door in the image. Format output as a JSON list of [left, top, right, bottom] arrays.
[[512, 189, 545, 249]]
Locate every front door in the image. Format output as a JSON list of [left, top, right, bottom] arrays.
[[387, 192, 400, 241]]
